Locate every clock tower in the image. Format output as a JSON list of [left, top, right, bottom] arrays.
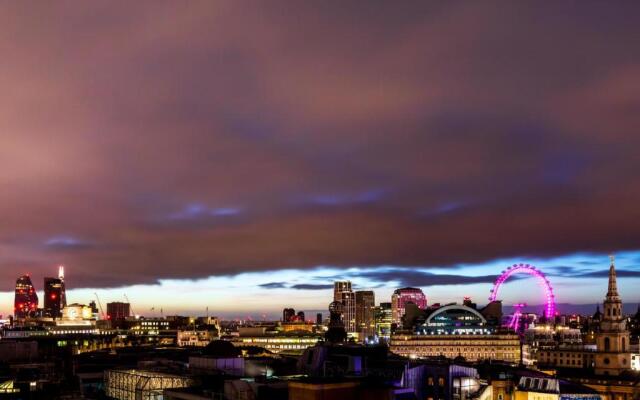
[[594, 255, 631, 375]]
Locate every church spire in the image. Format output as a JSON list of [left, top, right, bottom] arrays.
[[606, 254, 620, 301]]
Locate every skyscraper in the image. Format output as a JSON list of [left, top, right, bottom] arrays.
[[14, 275, 38, 318], [334, 281, 356, 332], [333, 281, 352, 302], [282, 308, 296, 322], [341, 291, 356, 333], [44, 277, 64, 318], [355, 290, 375, 339], [58, 265, 67, 309], [594, 255, 631, 376], [391, 287, 427, 324]]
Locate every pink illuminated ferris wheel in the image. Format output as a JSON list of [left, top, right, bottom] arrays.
[[489, 263, 556, 319]]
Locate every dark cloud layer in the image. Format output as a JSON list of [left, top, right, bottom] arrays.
[[1, 2, 640, 289], [348, 270, 503, 287], [577, 270, 640, 278]]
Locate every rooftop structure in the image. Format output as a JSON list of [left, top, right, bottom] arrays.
[[105, 369, 193, 400]]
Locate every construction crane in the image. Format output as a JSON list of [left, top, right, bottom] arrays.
[[94, 292, 105, 320], [124, 294, 136, 317]]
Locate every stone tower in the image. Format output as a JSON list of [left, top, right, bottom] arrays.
[[594, 255, 631, 375]]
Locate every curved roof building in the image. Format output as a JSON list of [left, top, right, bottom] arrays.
[[417, 304, 493, 335]]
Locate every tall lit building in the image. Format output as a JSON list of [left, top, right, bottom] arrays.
[[333, 281, 352, 302], [594, 255, 631, 376], [355, 290, 375, 339], [334, 281, 356, 332], [14, 275, 39, 318], [107, 302, 131, 320], [375, 302, 393, 338], [341, 291, 356, 332], [44, 277, 64, 318], [391, 287, 427, 324], [58, 265, 67, 309]]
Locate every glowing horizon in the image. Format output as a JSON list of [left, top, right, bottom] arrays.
[[1, 251, 638, 320]]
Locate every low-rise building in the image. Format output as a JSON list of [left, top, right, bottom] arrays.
[[228, 327, 321, 355], [390, 333, 521, 363], [105, 369, 193, 400], [176, 330, 216, 347]]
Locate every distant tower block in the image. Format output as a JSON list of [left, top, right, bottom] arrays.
[[58, 265, 67, 309]]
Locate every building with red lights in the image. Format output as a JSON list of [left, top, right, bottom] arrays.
[[44, 277, 64, 318], [14, 275, 39, 318]]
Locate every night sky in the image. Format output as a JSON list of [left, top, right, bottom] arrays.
[[1, 2, 640, 317]]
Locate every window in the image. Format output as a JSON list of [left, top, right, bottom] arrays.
[[604, 337, 611, 352], [622, 337, 626, 352]]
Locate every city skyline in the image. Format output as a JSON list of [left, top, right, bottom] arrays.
[[1, 2, 640, 318], [1, 4, 640, 399], [2, 251, 639, 319]]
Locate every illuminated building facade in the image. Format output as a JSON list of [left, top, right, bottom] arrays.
[[390, 332, 521, 362], [390, 304, 520, 362], [391, 287, 427, 324], [231, 331, 322, 354], [130, 319, 170, 335], [355, 290, 375, 339], [14, 275, 38, 318], [334, 281, 356, 332], [58, 265, 67, 310], [340, 291, 356, 333], [536, 348, 596, 369], [44, 277, 64, 318], [631, 353, 640, 371], [105, 369, 193, 400], [416, 304, 494, 335], [281, 322, 314, 332], [526, 326, 593, 368], [177, 330, 217, 347], [333, 281, 352, 302], [401, 363, 481, 400], [61, 303, 94, 320], [375, 302, 393, 339]]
